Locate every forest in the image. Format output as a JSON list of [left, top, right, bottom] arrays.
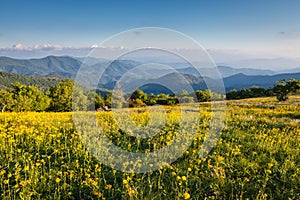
[[0, 78, 299, 112]]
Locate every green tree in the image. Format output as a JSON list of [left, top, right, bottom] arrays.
[[226, 89, 238, 100], [179, 96, 194, 103], [180, 90, 189, 96], [48, 79, 74, 111], [196, 90, 211, 102], [130, 88, 147, 102], [111, 90, 126, 108], [273, 79, 300, 101], [48, 79, 87, 111], [156, 94, 178, 105], [178, 90, 194, 103], [95, 93, 104, 109], [226, 87, 270, 100], [72, 86, 88, 111], [11, 83, 50, 112], [86, 91, 104, 110], [0, 89, 13, 112], [32, 86, 51, 111], [104, 92, 112, 108], [146, 93, 157, 105], [130, 99, 146, 107], [129, 88, 148, 107]]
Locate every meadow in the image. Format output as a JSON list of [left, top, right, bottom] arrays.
[[0, 96, 299, 199]]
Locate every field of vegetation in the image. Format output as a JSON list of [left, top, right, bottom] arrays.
[[0, 96, 299, 199]]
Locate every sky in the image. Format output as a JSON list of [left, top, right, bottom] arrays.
[[1, 0, 300, 69]]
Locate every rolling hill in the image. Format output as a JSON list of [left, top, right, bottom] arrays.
[[0, 71, 65, 89], [98, 71, 300, 94], [0, 56, 83, 77], [223, 73, 300, 91], [0, 56, 300, 93], [174, 65, 274, 78], [0, 56, 276, 79]]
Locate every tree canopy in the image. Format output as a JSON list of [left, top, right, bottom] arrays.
[[0, 78, 299, 112], [273, 79, 300, 101]]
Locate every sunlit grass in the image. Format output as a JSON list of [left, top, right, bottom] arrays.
[[0, 96, 299, 199]]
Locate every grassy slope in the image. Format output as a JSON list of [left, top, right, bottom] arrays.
[[0, 96, 299, 199]]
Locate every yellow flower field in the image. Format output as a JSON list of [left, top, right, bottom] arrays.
[[0, 96, 299, 199]]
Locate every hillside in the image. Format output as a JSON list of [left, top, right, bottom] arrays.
[[0, 56, 300, 93], [0, 71, 65, 89], [0, 56, 277, 80], [223, 72, 300, 91], [99, 72, 300, 94], [0, 56, 83, 77], [175, 65, 274, 78]]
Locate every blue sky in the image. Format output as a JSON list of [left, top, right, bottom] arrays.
[[1, 0, 300, 69]]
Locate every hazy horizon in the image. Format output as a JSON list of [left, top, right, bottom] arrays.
[[1, 0, 300, 70]]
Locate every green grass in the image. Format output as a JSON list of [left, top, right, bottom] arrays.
[[0, 96, 299, 199]]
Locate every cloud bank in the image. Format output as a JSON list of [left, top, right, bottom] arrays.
[[1, 44, 300, 71]]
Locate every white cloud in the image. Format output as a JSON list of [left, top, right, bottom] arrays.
[[12, 43, 30, 50], [10, 43, 64, 51], [0, 44, 93, 59], [40, 44, 64, 51], [1, 44, 300, 70]]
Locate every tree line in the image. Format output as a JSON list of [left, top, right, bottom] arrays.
[[227, 79, 300, 101], [0, 79, 222, 112], [0, 78, 299, 112], [0, 79, 101, 112]]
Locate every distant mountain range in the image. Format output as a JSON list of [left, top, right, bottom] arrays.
[[277, 67, 300, 74], [0, 56, 82, 77], [223, 73, 300, 92], [175, 65, 275, 78], [102, 72, 300, 94], [0, 55, 299, 93], [0, 56, 280, 78]]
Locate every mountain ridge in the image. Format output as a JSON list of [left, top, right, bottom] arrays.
[[0, 56, 300, 93], [0, 71, 65, 89], [0, 55, 83, 77], [0, 56, 279, 79]]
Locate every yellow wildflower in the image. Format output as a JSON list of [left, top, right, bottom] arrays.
[[128, 188, 136, 197], [24, 166, 29, 171], [267, 163, 274, 168], [183, 192, 190, 199], [93, 191, 102, 197], [55, 177, 61, 183], [0, 170, 6, 176], [105, 184, 112, 189], [266, 169, 272, 174]]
